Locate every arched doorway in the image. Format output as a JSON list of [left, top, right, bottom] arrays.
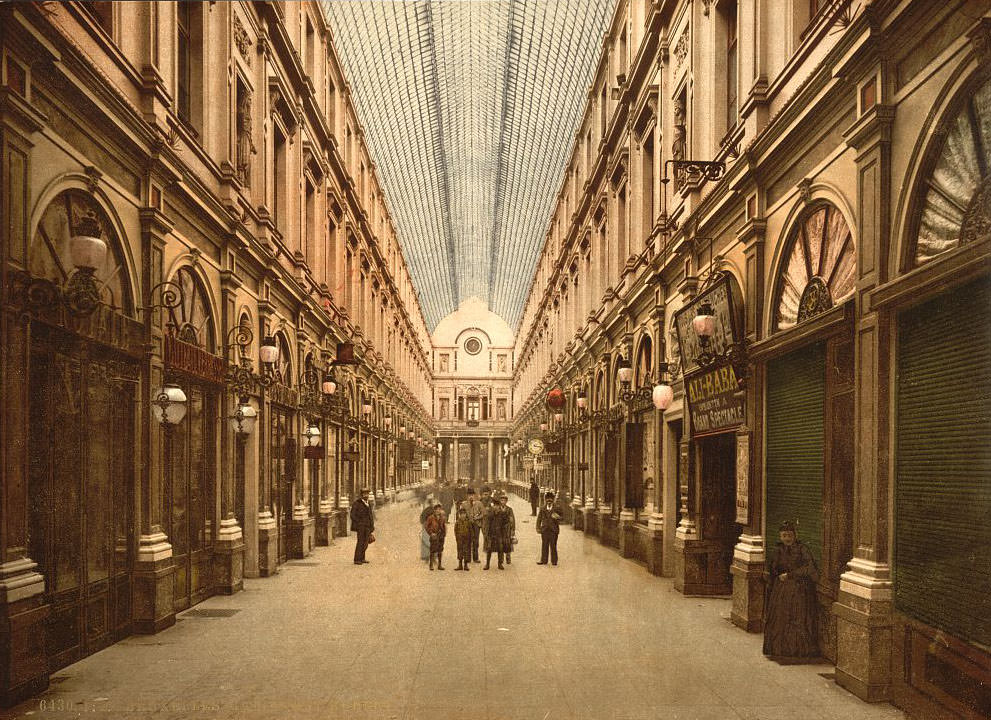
[[26, 189, 139, 669]]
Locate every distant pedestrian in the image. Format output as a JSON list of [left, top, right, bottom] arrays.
[[500, 493, 516, 565], [454, 506, 472, 571], [440, 482, 454, 518], [419, 497, 434, 562], [350, 488, 374, 565], [425, 505, 447, 571], [483, 495, 512, 570], [528, 479, 540, 516], [462, 488, 484, 563], [536, 491, 563, 566]]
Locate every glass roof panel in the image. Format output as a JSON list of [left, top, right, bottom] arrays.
[[323, 0, 615, 329]]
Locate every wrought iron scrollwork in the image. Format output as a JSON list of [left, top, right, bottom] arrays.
[[664, 159, 726, 187]]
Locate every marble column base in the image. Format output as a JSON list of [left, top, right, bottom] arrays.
[[645, 516, 665, 576], [316, 500, 334, 546], [257, 511, 279, 577], [0, 559, 48, 707], [571, 500, 584, 531], [618, 511, 637, 558], [598, 510, 617, 548], [584, 505, 599, 536], [833, 560, 893, 702], [212, 518, 244, 596], [730, 534, 766, 632], [289, 507, 315, 558], [132, 532, 175, 634]]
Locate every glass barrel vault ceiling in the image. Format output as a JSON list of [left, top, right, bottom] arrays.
[[323, 0, 616, 330]]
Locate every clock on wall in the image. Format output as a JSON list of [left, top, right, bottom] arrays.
[[464, 336, 482, 355], [527, 438, 545, 455]]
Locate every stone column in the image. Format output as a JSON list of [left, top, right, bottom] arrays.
[[731, 217, 767, 630], [646, 310, 666, 575], [618, 335, 637, 559], [487, 436, 495, 484], [256, 303, 278, 576], [214, 264, 245, 593], [453, 436, 460, 482], [133, 207, 177, 629], [0, 83, 49, 703], [833, 101, 896, 702]]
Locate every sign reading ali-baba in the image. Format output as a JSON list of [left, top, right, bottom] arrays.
[[686, 362, 745, 435]]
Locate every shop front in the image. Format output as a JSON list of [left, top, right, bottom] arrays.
[[16, 189, 144, 670], [754, 201, 856, 660], [161, 266, 225, 613], [674, 273, 746, 596]]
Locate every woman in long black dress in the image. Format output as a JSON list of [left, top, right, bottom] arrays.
[[763, 520, 820, 662]]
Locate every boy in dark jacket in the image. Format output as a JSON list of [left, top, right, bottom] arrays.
[[454, 506, 472, 571], [425, 504, 447, 571]]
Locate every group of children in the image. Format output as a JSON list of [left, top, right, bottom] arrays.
[[421, 488, 516, 571]]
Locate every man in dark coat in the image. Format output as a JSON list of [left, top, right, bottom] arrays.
[[350, 488, 374, 565], [536, 491, 563, 566], [528, 479, 540, 516]]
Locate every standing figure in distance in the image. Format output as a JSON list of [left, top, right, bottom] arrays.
[[454, 505, 472, 571], [500, 493, 516, 565], [483, 495, 510, 570], [350, 488, 374, 565], [463, 488, 484, 563], [536, 491, 563, 566], [763, 520, 820, 662], [425, 504, 447, 571], [419, 495, 434, 563], [528, 478, 540, 516]]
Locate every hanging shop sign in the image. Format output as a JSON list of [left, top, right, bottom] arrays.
[[527, 438, 545, 455], [685, 362, 745, 436], [735, 428, 750, 525], [421, 460, 430, 470], [303, 445, 324, 460], [164, 334, 226, 385], [674, 274, 741, 376]]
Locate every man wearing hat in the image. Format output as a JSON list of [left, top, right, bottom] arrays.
[[350, 488, 374, 565], [499, 492, 516, 565], [535, 491, 563, 566]]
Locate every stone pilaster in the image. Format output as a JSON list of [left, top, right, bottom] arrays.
[[645, 513, 665, 576], [833, 96, 896, 702], [618, 509, 637, 558]]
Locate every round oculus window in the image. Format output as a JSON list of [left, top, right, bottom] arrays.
[[464, 337, 482, 355]]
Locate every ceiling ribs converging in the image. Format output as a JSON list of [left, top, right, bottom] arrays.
[[324, 0, 615, 330]]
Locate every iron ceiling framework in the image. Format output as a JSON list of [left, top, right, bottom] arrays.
[[323, 0, 615, 329]]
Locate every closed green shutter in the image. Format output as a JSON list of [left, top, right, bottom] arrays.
[[895, 276, 991, 648], [766, 343, 826, 567]]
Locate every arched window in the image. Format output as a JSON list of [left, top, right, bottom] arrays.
[[913, 76, 990, 265], [172, 266, 216, 351], [274, 332, 292, 385], [773, 203, 856, 332], [634, 336, 652, 386], [30, 189, 133, 314]]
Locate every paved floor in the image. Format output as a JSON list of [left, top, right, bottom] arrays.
[[2, 496, 906, 720]]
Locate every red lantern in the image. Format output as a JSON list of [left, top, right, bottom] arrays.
[[546, 387, 566, 410]]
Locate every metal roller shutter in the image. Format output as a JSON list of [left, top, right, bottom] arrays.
[[765, 343, 826, 567], [895, 276, 991, 648]]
